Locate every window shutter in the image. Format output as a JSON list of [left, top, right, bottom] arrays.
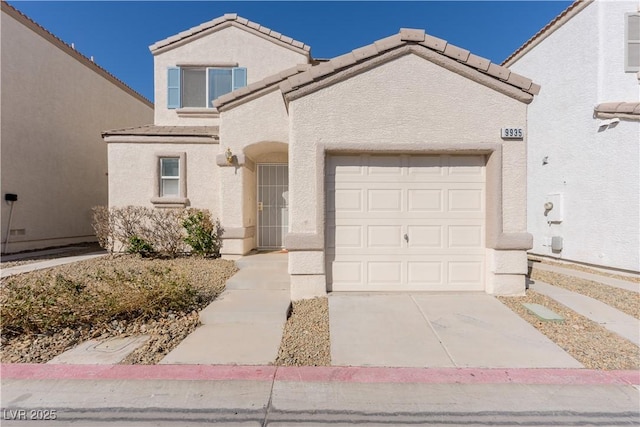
[[167, 67, 181, 109], [232, 67, 247, 91], [626, 13, 640, 72]]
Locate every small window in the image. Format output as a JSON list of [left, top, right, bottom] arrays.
[[626, 13, 640, 72], [167, 66, 247, 109], [152, 152, 188, 207], [160, 158, 180, 197]]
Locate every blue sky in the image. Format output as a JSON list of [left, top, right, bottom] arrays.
[[8, 1, 572, 102]]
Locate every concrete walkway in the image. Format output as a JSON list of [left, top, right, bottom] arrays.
[[531, 280, 640, 346], [160, 251, 290, 365], [1, 252, 107, 278], [329, 293, 583, 368]]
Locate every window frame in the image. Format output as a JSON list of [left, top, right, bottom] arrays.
[[625, 12, 640, 72], [160, 157, 180, 198], [151, 152, 189, 207], [167, 66, 247, 109]]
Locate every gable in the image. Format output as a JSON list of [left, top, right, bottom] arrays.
[[288, 52, 528, 147], [215, 28, 539, 112], [150, 14, 310, 57]]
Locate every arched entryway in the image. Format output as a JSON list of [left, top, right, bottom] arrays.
[[243, 142, 288, 250]]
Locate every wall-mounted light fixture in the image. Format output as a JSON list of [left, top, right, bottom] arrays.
[[225, 147, 234, 165]]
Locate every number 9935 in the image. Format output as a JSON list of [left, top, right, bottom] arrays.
[[500, 128, 524, 139]]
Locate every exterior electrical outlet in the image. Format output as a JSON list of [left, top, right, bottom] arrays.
[[551, 236, 563, 252]]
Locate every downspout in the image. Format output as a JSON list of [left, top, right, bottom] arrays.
[[3, 194, 18, 254]]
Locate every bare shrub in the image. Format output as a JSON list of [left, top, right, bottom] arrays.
[[148, 209, 186, 258], [91, 206, 114, 252], [91, 206, 223, 258]]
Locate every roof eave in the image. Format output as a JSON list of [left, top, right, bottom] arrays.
[[502, 0, 593, 67]]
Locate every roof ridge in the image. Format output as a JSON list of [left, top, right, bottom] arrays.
[[149, 13, 311, 54], [1, 0, 152, 107], [215, 28, 539, 110]]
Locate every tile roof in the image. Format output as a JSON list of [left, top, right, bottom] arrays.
[[1, 1, 152, 108], [502, 0, 592, 67], [594, 102, 640, 120], [215, 28, 539, 110], [149, 13, 311, 54], [102, 125, 219, 138]]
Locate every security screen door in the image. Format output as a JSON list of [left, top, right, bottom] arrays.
[[257, 164, 289, 249]]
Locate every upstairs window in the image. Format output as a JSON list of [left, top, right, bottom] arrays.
[[167, 67, 247, 109], [626, 13, 640, 72]]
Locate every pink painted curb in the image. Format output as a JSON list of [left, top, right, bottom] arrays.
[[2, 364, 638, 385]]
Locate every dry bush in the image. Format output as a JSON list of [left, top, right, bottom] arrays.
[[92, 206, 223, 258], [0, 261, 203, 338], [147, 209, 187, 258], [91, 206, 114, 252]]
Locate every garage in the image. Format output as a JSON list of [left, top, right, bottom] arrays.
[[326, 154, 486, 291]]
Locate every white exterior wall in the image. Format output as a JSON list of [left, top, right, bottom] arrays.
[[107, 142, 220, 213], [288, 53, 529, 296], [509, 0, 640, 272], [0, 7, 153, 254], [153, 25, 308, 126]]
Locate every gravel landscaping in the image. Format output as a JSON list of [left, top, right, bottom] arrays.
[[1, 253, 637, 369], [498, 290, 639, 370], [531, 269, 639, 319], [1, 255, 237, 364], [532, 256, 640, 283], [276, 297, 330, 366]]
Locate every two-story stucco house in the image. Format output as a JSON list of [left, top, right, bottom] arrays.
[[504, 0, 640, 273], [1, 1, 154, 254], [103, 14, 540, 299]]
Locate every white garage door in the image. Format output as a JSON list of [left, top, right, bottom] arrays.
[[326, 154, 486, 291]]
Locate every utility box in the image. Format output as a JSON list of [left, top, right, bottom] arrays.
[[551, 236, 563, 252], [545, 193, 563, 223]]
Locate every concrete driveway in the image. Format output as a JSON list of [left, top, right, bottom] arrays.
[[329, 293, 583, 368]]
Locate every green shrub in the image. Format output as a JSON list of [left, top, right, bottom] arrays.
[[127, 236, 155, 257], [182, 209, 222, 257]]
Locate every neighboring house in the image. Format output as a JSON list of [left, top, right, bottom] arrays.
[[0, 1, 154, 254], [103, 14, 540, 299], [504, 0, 640, 273]]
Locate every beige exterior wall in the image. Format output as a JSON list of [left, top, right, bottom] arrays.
[[217, 89, 290, 256], [107, 142, 220, 213], [0, 6, 153, 254], [153, 24, 309, 126], [287, 53, 529, 297]]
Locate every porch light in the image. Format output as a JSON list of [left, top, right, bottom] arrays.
[[225, 147, 234, 164]]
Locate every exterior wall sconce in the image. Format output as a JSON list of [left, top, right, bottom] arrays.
[[225, 147, 234, 164]]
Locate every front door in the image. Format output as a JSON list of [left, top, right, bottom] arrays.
[[257, 164, 288, 249]]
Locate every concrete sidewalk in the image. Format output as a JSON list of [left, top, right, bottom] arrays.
[[160, 251, 290, 365], [329, 293, 583, 368], [531, 280, 640, 346], [529, 261, 640, 293], [1, 251, 107, 278], [2, 365, 638, 426]]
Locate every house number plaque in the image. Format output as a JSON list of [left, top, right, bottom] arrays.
[[500, 128, 524, 140]]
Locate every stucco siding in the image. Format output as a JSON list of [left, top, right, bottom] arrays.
[[108, 143, 220, 214], [509, 0, 640, 271], [154, 25, 308, 126], [221, 89, 290, 151], [0, 8, 153, 253], [289, 53, 528, 236]]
